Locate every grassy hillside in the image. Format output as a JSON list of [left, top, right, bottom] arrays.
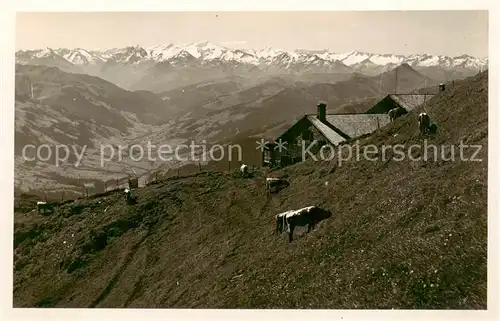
[[13, 71, 487, 308]]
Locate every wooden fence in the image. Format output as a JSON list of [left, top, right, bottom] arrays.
[[16, 160, 262, 206]]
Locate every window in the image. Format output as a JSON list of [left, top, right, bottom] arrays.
[[264, 150, 272, 163]]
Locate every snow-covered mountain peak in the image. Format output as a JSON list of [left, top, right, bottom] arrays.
[[15, 43, 488, 72], [34, 48, 55, 58]]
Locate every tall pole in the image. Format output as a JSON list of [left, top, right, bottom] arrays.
[[424, 78, 427, 102], [394, 66, 398, 94]]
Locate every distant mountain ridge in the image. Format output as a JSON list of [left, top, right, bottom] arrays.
[[16, 42, 488, 70], [16, 43, 487, 92]]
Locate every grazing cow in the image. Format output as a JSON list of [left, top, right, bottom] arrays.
[[37, 201, 54, 215], [418, 112, 431, 135], [266, 177, 289, 194], [275, 206, 332, 242], [240, 164, 249, 177], [124, 188, 137, 205], [388, 107, 407, 122], [275, 211, 291, 235]]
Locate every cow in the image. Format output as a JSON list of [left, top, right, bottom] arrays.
[[388, 107, 408, 122], [418, 112, 431, 135], [266, 177, 289, 194], [240, 164, 249, 177], [37, 201, 54, 215], [124, 188, 137, 205], [275, 210, 292, 235], [275, 206, 332, 242]]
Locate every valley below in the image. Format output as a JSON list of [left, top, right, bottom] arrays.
[[14, 44, 487, 199]]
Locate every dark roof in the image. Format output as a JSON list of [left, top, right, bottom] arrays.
[[306, 116, 347, 145], [365, 94, 433, 114], [303, 114, 390, 145], [275, 116, 310, 142], [324, 114, 391, 138], [389, 94, 433, 111], [274, 98, 396, 146], [273, 93, 428, 147]]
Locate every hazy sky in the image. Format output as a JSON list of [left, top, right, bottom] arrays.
[[16, 11, 488, 57]]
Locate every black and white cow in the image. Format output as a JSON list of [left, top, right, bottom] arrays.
[[275, 206, 332, 242], [240, 164, 249, 177], [388, 107, 407, 122], [124, 188, 137, 205], [37, 201, 54, 215], [266, 177, 289, 194], [418, 112, 431, 135]]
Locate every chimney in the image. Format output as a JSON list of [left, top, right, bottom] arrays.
[[439, 83, 446, 92], [317, 103, 326, 122]]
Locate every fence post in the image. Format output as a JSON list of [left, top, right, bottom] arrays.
[[199, 162, 202, 172], [177, 168, 180, 177], [228, 161, 231, 172]]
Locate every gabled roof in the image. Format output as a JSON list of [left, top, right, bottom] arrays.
[[271, 93, 427, 149], [275, 113, 391, 147], [275, 116, 310, 142], [364, 94, 434, 114], [306, 116, 347, 145], [389, 94, 433, 111], [324, 114, 391, 139], [304, 113, 390, 145]]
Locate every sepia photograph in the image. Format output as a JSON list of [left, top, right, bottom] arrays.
[[1, 1, 497, 319]]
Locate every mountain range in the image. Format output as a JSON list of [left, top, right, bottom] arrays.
[[16, 42, 487, 69], [15, 42, 488, 194], [16, 42, 487, 92]]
